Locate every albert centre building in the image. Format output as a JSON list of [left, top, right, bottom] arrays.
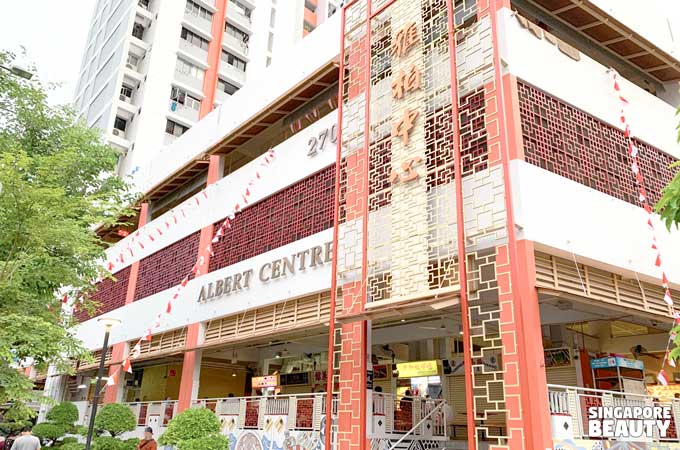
[[35, 0, 680, 449]]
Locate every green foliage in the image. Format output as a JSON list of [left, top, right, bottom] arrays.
[[0, 50, 134, 404], [121, 438, 140, 450], [61, 443, 85, 450], [32, 422, 67, 441], [158, 408, 221, 448], [94, 404, 136, 437], [178, 434, 230, 450], [46, 402, 79, 428], [61, 437, 79, 445], [656, 161, 680, 230], [92, 436, 125, 450], [0, 402, 35, 434]]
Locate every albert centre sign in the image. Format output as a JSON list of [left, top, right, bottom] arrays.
[[197, 241, 333, 303]]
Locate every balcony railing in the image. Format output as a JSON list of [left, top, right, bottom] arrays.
[[173, 70, 204, 91], [169, 101, 200, 122], [547, 384, 680, 442], [222, 32, 248, 56], [226, 4, 252, 30], [126, 400, 179, 428], [184, 11, 213, 34], [179, 39, 209, 63], [218, 61, 246, 84]]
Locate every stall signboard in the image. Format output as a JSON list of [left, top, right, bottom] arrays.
[[590, 357, 644, 371], [279, 372, 309, 386], [252, 375, 279, 389], [396, 360, 438, 378]]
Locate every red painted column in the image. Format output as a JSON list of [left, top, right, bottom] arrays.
[[104, 203, 149, 403], [176, 155, 222, 412], [480, 0, 552, 447], [199, 0, 228, 119], [327, 4, 371, 449]]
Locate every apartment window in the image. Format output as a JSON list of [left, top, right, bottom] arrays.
[[138, 0, 150, 9], [267, 32, 274, 52], [185, 0, 213, 21], [217, 78, 239, 95], [221, 51, 247, 71], [132, 22, 145, 39], [181, 27, 209, 50], [232, 0, 252, 19], [120, 84, 134, 99], [225, 23, 249, 42], [266, 56, 272, 67], [303, 21, 315, 33], [269, 9, 276, 27], [165, 119, 190, 137], [170, 86, 201, 110], [114, 116, 127, 131], [175, 58, 205, 80], [328, 4, 337, 17], [127, 53, 140, 68]]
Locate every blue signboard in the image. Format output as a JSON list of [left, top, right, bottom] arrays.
[[590, 356, 644, 370]]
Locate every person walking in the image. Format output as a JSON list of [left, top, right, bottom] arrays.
[[10, 427, 40, 450], [136, 427, 157, 450]]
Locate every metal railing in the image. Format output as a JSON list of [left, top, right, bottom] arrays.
[[124, 400, 179, 428], [547, 384, 680, 441]]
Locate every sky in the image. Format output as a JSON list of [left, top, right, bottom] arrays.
[[0, 0, 94, 106]]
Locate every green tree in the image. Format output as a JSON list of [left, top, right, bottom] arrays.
[[46, 401, 79, 430], [94, 404, 136, 437], [0, 402, 34, 434], [158, 408, 228, 450], [0, 50, 133, 405], [32, 422, 67, 442]]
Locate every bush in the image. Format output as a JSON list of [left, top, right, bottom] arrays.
[[158, 408, 221, 447], [92, 436, 124, 450], [61, 443, 85, 450], [121, 438, 139, 450], [94, 404, 136, 437], [61, 437, 79, 445], [178, 435, 229, 450], [47, 402, 79, 428], [33, 422, 67, 441]]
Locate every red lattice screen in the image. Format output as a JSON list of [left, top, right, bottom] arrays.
[[134, 231, 201, 301], [209, 166, 335, 271], [518, 81, 676, 205], [74, 266, 131, 322]]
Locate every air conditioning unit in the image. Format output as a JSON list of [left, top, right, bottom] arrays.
[[112, 129, 121, 136], [119, 94, 131, 102]]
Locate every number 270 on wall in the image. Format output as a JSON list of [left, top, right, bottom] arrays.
[[308, 125, 338, 157]]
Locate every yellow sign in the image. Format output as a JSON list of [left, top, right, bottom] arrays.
[[396, 360, 439, 378], [252, 375, 279, 389]]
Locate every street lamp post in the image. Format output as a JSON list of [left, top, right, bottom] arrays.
[[84, 317, 121, 450], [0, 64, 33, 80]]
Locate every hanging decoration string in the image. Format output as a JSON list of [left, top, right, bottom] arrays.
[[100, 148, 276, 387], [610, 70, 677, 386]]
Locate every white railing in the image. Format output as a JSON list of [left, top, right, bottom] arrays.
[[125, 400, 179, 429], [193, 393, 327, 432], [547, 384, 680, 442]]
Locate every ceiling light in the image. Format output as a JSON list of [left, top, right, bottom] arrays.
[[275, 352, 282, 359]]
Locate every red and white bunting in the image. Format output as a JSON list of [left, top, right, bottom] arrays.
[[612, 70, 677, 371], [107, 371, 117, 386], [108, 149, 276, 375]]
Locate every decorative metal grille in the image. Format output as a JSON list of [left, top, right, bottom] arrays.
[[75, 266, 131, 322], [518, 81, 676, 206]]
